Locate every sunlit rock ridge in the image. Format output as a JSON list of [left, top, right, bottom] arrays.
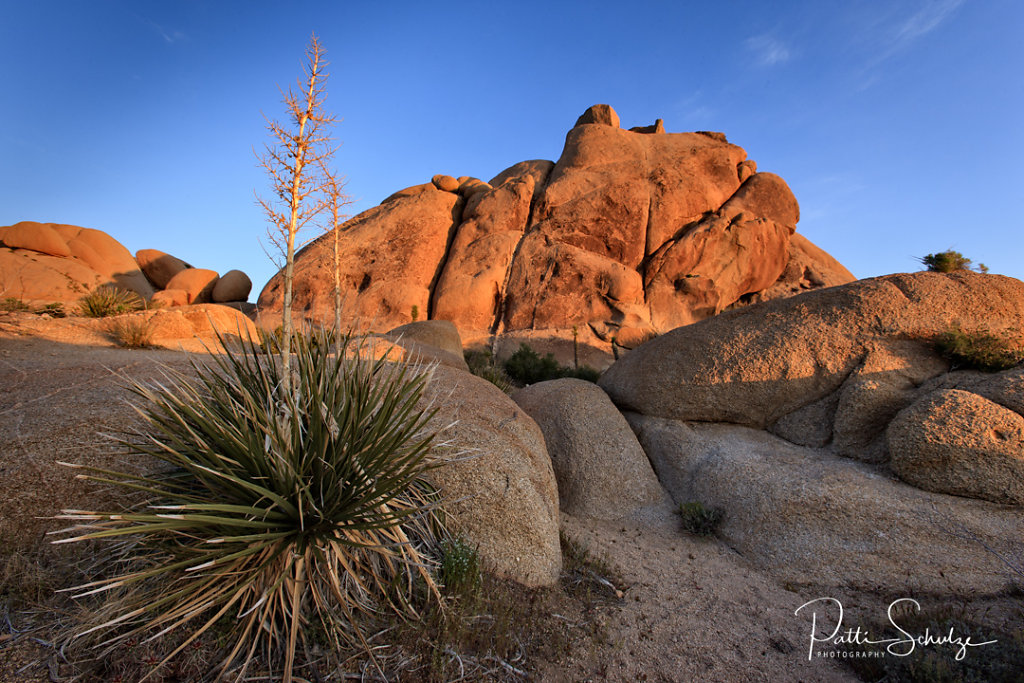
[[257, 104, 854, 360]]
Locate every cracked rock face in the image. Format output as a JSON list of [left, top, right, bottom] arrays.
[[257, 104, 854, 356]]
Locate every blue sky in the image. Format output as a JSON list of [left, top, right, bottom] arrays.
[[2, 0, 1021, 295]]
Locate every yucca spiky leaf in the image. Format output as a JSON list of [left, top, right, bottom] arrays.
[[54, 327, 449, 681], [78, 285, 145, 318]]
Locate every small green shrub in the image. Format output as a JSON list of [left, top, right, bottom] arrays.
[[919, 250, 989, 274], [934, 326, 1024, 372], [504, 344, 562, 385], [464, 349, 514, 393], [78, 286, 144, 318], [54, 328, 448, 681], [678, 501, 724, 537], [503, 343, 602, 386], [562, 365, 602, 382], [1, 297, 29, 312], [438, 536, 481, 600], [107, 316, 153, 349]]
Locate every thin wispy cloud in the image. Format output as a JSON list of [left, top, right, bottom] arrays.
[[671, 91, 716, 126], [895, 0, 964, 45], [139, 16, 187, 44], [745, 35, 792, 67], [868, 0, 964, 67]]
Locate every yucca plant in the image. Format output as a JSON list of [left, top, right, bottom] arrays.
[[78, 285, 145, 318], [53, 328, 449, 681]]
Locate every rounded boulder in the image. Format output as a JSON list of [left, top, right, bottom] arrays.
[[165, 268, 219, 304], [423, 365, 561, 587], [0, 222, 71, 257], [513, 378, 668, 519], [212, 269, 252, 303], [137, 249, 191, 289], [431, 174, 460, 192], [888, 389, 1024, 505]]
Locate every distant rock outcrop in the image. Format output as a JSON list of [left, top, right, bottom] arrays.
[[1, 222, 154, 301], [0, 221, 253, 307], [258, 105, 853, 361]]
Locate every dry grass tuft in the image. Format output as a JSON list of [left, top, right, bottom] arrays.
[[106, 316, 154, 348]]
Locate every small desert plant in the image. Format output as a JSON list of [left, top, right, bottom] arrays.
[[464, 348, 514, 393], [257, 324, 284, 353], [107, 316, 154, 349], [504, 343, 563, 385], [1, 296, 30, 312], [503, 343, 601, 386], [933, 325, 1024, 372], [562, 365, 602, 382], [438, 536, 481, 600], [78, 286, 144, 318], [919, 250, 989, 274], [53, 328, 449, 682], [35, 301, 66, 317], [678, 501, 724, 537]]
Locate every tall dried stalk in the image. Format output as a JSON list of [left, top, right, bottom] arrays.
[[257, 33, 336, 397], [322, 167, 351, 356]]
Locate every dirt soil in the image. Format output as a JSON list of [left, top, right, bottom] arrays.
[[0, 311, 1006, 682], [537, 511, 855, 682]]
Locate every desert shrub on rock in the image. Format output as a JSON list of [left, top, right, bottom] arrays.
[[464, 348, 514, 393], [1, 297, 29, 312], [78, 285, 144, 318], [503, 343, 601, 386], [54, 328, 448, 681], [35, 301, 66, 317], [678, 501, 724, 537], [934, 325, 1024, 372], [919, 249, 988, 274]]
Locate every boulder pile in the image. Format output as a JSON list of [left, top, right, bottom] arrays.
[[598, 271, 1024, 593], [0, 221, 253, 306], [351, 274, 1024, 596], [258, 104, 853, 363]]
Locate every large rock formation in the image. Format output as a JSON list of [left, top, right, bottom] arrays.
[[1, 221, 155, 301], [599, 270, 1024, 594], [599, 271, 1024, 433], [257, 105, 853, 360], [0, 221, 254, 307]]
